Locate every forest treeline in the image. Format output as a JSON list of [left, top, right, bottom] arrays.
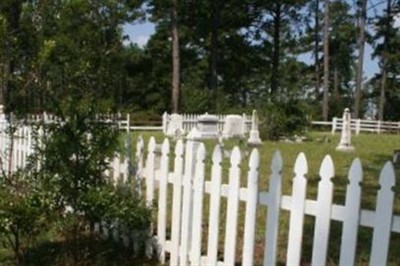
[[0, 0, 399, 121]]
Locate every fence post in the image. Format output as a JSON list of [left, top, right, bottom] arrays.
[[339, 158, 362, 265], [286, 153, 308, 265], [179, 128, 201, 265], [126, 113, 130, 133], [162, 112, 168, 134], [356, 119, 361, 135], [156, 139, 170, 263], [170, 140, 184, 266], [331, 117, 337, 135], [223, 147, 241, 265], [242, 149, 260, 266], [263, 151, 283, 265], [311, 155, 335, 265], [206, 145, 223, 265], [377, 120, 381, 134], [370, 162, 395, 265]]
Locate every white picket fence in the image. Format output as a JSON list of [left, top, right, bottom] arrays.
[[135, 135, 400, 265], [0, 117, 35, 173], [312, 117, 400, 135]]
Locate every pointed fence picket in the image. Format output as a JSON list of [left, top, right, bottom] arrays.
[[169, 140, 184, 266], [242, 149, 260, 266], [223, 147, 241, 266], [135, 136, 400, 266], [370, 162, 396, 265], [286, 153, 308, 266], [311, 155, 335, 265], [206, 145, 223, 265], [339, 158, 362, 265], [190, 143, 206, 265], [156, 139, 170, 263], [263, 150, 283, 266]]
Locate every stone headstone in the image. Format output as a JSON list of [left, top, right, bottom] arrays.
[[166, 113, 183, 137], [336, 108, 354, 152], [222, 115, 245, 138], [248, 110, 262, 145], [196, 113, 219, 139]]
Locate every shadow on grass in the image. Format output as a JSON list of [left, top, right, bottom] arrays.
[[15, 234, 160, 266]]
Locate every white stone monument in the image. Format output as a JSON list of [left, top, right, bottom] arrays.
[[222, 115, 245, 139], [336, 108, 355, 152], [166, 113, 184, 137], [196, 113, 219, 139], [248, 110, 262, 145]]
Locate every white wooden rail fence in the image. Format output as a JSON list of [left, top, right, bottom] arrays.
[[312, 117, 400, 135], [136, 136, 399, 265]]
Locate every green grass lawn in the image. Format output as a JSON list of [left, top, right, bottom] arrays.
[[128, 130, 400, 265]]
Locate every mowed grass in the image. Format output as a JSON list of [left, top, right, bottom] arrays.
[[128, 131, 400, 265]]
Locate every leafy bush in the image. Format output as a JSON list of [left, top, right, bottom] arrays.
[[259, 100, 312, 140]]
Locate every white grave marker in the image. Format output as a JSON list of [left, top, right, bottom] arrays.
[[222, 115, 245, 138], [336, 108, 355, 152], [196, 113, 219, 139], [248, 110, 262, 145], [166, 113, 184, 137]]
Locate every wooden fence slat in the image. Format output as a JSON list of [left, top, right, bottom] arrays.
[[264, 150, 283, 266], [170, 140, 184, 266], [190, 143, 206, 265], [179, 137, 200, 266], [157, 138, 170, 263], [135, 135, 144, 197], [286, 153, 308, 266], [206, 145, 223, 265], [339, 158, 362, 266], [145, 137, 156, 257], [370, 161, 396, 265], [242, 149, 260, 266], [224, 147, 242, 266], [311, 155, 335, 265]]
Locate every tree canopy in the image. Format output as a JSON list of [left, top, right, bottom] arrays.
[[0, 0, 399, 120]]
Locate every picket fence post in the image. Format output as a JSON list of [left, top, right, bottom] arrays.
[[170, 140, 184, 266], [264, 150, 283, 266], [369, 161, 396, 264], [179, 132, 200, 265], [286, 153, 308, 265], [145, 137, 156, 257], [190, 143, 206, 265], [206, 145, 223, 265], [224, 147, 241, 266], [311, 155, 335, 265], [339, 158, 362, 265], [135, 135, 144, 197], [242, 148, 260, 266], [157, 138, 170, 263]]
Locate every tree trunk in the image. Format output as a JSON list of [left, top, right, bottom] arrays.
[[378, 0, 392, 121], [270, 3, 281, 99], [209, 0, 220, 111], [322, 0, 330, 121], [354, 0, 367, 118], [171, 0, 180, 113], [314, 0, 321, 100], [378, 61, 387, 121], [2, 1, 23, 108], [333, 67, 339, 100]]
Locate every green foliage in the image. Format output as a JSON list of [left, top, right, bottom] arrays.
[[260, 100, 312, 140]]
